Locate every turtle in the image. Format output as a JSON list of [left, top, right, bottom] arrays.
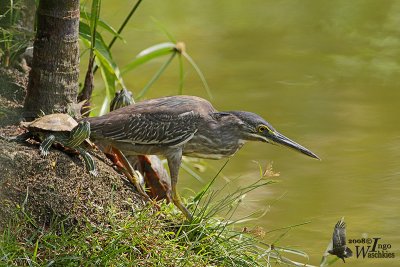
[[22, 113, 97, 176]]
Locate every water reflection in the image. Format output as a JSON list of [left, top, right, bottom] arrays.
[[95, 1, 400, 265]]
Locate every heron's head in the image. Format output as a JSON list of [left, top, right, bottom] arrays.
[[228, 111, 320, 160]]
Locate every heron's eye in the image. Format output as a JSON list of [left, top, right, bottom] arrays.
[[257, 125, 269, 133]]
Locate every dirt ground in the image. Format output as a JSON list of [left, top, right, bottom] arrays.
[[0, 68, 144, 230]]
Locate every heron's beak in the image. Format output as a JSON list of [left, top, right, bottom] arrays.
[[268, 131, 320, 160]]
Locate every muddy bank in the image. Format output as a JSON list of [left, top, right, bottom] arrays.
[[0, 68, 144, 230], [0, 137, 146, 229]]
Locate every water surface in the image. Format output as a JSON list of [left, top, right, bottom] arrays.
[[94, 1, 400, 265]]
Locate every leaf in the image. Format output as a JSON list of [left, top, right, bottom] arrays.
[[136, 52, 176, 99], [89, 0, 101, 42], [80, 21, 125, 88], [181, 51, 213, 99], [96, 57, 116, 116], [121, 41, 212, 98], [121, 42, 176, 74], [80, 12, 123, 41]]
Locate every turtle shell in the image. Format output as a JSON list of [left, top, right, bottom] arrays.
[[23, 113, 78, 132]]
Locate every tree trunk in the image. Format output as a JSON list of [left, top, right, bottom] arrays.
[[24, 0, 80, 118]]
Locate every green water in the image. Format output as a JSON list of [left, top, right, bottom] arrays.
[[94, 1, 400, 265]]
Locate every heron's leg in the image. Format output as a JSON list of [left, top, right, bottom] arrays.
[[40, 134, 56, 156], [167, 150, 193, 220], [113, 148, 150, 200], [76, 147, 97, 177]]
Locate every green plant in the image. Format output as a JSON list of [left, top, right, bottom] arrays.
[[79, 0, 211, 115], [172, 161, 315, 267], [0, 162, 316, 267], [0, 0, 32, 67]]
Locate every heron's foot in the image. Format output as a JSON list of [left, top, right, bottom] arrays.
[[169, 190, 193, 221], [148, 198, 161, 212], [133, 170, 150, 199], [107, 147, 150, 200], [126, 170, 151, 201]]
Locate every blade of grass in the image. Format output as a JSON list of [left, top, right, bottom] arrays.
[[192, 159, 230, 204], [32, 238, 39, 263], [178, 53, 184, 94], [181, 51, 212, 99], [277, 247, 309, 258], [266, 221, 311, 234], [190, 159, 230, 219], [151, 17, 177, 43], [107, 0, 143, 50], [136, 52, 176, 99], [181, 161, 204, 183]]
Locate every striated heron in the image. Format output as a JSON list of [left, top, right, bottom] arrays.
[[86, 95, 319, 219]]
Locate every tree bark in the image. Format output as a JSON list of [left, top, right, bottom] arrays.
[[24, 0, 80, 118]]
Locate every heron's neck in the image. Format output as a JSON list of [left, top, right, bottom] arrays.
[[183, 123, 247, 159]]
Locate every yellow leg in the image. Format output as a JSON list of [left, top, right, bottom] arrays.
[[167, 150, 193, 220], [170, 186, 193, 221]]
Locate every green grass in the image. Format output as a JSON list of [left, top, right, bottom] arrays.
[[1, 206, 206, 266], [0, 0, 32, 67], [0, 164, 314, 267]]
